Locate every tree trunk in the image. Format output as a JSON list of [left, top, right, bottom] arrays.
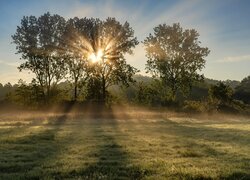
[[74, 81, 78, 101], [171, 81, 177, 102], [102, 75, 106, 103], [46, 84, 50, 105]]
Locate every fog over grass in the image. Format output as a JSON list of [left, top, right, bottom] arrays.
[[0, 107, 249, 179]]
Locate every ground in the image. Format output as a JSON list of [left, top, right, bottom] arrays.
[[0, 107, 250, 179]]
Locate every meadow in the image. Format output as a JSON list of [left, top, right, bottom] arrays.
[[0, 106, 250, 179]]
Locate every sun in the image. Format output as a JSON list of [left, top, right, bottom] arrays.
[[89, 49, 104, 63]]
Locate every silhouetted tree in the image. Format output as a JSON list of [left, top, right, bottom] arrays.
[[135, 81, 161, 106], [144, 23, 210, 100], [60, 17, 94, 101], [234, 75, 250, 104], [12, 12, 67, 103], [209, 82, 233, 105], [0, 83, 13, 100], [71, 17, 139, 102], [85, 77, 103, 101]]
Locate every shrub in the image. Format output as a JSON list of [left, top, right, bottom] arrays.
[[183, 100, 206, 113]]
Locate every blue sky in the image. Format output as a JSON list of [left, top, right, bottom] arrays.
[[0, 0, 250, 84]]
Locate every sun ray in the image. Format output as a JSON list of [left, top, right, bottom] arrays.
[[89, 49, 104, 63]]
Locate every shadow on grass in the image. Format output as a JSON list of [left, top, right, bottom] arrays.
[[75, 134, 150, 179], [172, 171, 250, 180], [158, 118, 250, 147], [0, 103, 76, 179], [0, 104, 152, 179], [222, 172, 250, 180], [59, 106, 152, 179], [152, 118, 250, 178]]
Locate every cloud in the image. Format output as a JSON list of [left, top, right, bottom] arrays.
[[217, 55, 250, 63], [134, 0, 218, 37]]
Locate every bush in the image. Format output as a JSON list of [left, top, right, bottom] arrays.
[[183, 100, 206, 113]]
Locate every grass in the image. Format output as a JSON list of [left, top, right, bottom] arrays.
[[0, 106, 250, 179]]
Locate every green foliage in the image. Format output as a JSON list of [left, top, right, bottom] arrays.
[[61, 17, 94, 101], [12, 13, 139, 104], [144, 23, 210, 100], [85, 77, 103, 101], [0, 83, 16, 100], [134, 82, 161, 106], [84, 17, 139, 101], [234, 75, 250, 104], [183, 100, 206, 113], [209, 82, 233, 105], [12, 12, 67, 103], [61, 17, 139, 102], [14, 79, 44, 107], [206, 82, 250, 114], [7, 13, 250, 110], [3, 79, 69, 108], [188, 82, 209, 101]]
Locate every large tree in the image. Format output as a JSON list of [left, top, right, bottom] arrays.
[[65, 17, 139, 102], [60, 17, 94, 101], [144, 23, 210, 100], [12, 12, 66, 103]]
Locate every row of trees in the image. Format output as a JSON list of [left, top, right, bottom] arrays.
[[131, 76, 250, 114], [12, 13, 138, 103], [1, 75, 250, 114], [11, 12, 209, 104]]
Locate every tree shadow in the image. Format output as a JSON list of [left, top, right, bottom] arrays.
[[0, 103, 76, 179], [0, 104, 153, 179], [59, 106, 152, 179], [158, 118, 250, 147], [174, 171, 250, 180], [221, 172, 250, 180], [76, 134, 150, 179]]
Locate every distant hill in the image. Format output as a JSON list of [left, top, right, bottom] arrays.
[[133, 74, 153, 83]]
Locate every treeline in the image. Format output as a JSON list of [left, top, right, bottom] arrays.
[[1, 12, 249, 114], [1, 75, 250, 114], [11, 12, 139, 104], [9, 12, 210, 105]]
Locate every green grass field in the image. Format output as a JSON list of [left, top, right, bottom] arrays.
[[0, 107, 250, 179]]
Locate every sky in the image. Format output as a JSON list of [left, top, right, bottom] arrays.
[[0, 0, 250, 84]]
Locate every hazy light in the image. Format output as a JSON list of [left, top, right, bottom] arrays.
[[89, 49, 104, 63]]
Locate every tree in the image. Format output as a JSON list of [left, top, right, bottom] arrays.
[[234, 75, 250, 104], [12, 12, 67, 103], [4, 82, 12, 89], [60, 17, 93, 101], [144, 23, 210, 100], [135, 81, 161, 106], [236, 75, 250, 91], [85, 77, 103, 101], [65, 17, 139, 102], [209, 82, 233, 105]]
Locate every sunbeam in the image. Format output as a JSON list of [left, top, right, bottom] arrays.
[[89, 49, 104, 63]]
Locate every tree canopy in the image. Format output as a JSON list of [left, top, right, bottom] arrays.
[[12, 12, 67, 103], [71, 17, 139, 101], [209, 82, 233, 105], [12, 13, 139, 103], [234, 75, 250, 104], [144, 23, 210, 100]]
